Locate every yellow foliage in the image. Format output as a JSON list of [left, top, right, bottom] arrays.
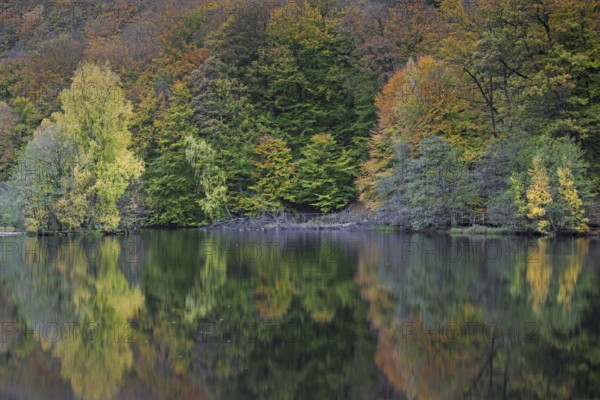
[[557, 159, 589, 233], [52, 63, 144, 231], [526, 155, 553, 233], [526, 240, 552, 314], [557, 239, 588, 309]]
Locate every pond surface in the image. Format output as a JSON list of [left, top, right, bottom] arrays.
[[0, 230, 598, 399]]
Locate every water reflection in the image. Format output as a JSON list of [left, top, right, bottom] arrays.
[[0, 236, 144, 400], [355, 233, 600, 399], [0, 231, 598, 399]]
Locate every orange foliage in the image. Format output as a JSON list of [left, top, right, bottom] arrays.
[[356, 130, 395, 208], [356, 247, 487, 399]]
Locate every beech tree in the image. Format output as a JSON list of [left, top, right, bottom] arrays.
[[245, 136, 296, 212], [296, 133, 356, 212], [3, 63, 143, 232], [247, 1, 375, 149], [10, 122, 80, 232], [53, 63, 143, 230], [556, 159, 589, 233], [191, 59, 264, 210], [144, 82, 202, 226], [526, 155, 553, 233], [184, 135, 228, 222]]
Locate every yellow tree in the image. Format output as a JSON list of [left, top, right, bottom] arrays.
[[356, 130, 396, 208], [557, 159, 589, 233], [53, 63, 143, 230], [526, 155, 553, 233]]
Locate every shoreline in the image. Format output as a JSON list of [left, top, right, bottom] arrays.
[[3, 213, 599, 237], [203, 215, 600, 237], [204, 223, 599, 237]]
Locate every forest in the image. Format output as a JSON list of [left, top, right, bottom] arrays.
[[0, 0, 598, 234]]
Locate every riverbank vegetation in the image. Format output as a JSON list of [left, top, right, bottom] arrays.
[[0, 0, 598, 234]]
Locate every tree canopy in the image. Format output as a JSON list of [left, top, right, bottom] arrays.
[[0, 0, 597, 233]]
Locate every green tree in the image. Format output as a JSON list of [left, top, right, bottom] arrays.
[[2, 64, 143, 232], [185, 135, 228, 222], [296, 133, 356, 212], [204, 2, 270, 76], [358, 55, 488, 210], [248, 1, 375, 149], [191, 59, 264, 210], [246, 136, 296, 212], [441, 0, 600, 178], [477, 133, 594, 231], [356, 131, 396, 209], [144, 82, 202, 226], [9, 122, 80, 232], [379, 136, 476, 229]]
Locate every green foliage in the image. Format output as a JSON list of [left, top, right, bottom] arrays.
[[556, 159, 589, 233], [52, 63, 143, 230], [246, 136, 296, 212], [247, 1, 375, 149], [357, 130, 396, 209], [479, 134, 594, 233], [7, 122, 79, 232], [359, 55, 489, 211], [144, 82, 202, 226], [508, 173, 528, 224], [0, 0, 598, 232], [441, 0, 600, 176], [184, 135, 228, 222], [296, 133, 356, 211], [129, 87, 164, 160], [191, 59, 263, 210], [204, 3, 270, 74], [1, 63, 143, 232], [379, 136, 476, 229]]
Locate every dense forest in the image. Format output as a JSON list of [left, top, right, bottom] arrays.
[[0, 0, 598, 233]]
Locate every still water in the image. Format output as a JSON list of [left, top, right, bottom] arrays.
[[0, 230, 598, 399]]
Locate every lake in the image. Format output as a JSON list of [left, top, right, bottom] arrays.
[[0, 230, 598, 399]]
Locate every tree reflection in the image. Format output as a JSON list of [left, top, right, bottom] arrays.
[[557, 239, 588, 310], [253, 254, 296, 319], [176, 231, 387, 399], [184, 239, 227, 322], [526, 239, 552, 314], [52, 238, 144, 400], [356, 233, 599, 399], [1, 231, 597, 399], [0, 236, 144, 400]]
